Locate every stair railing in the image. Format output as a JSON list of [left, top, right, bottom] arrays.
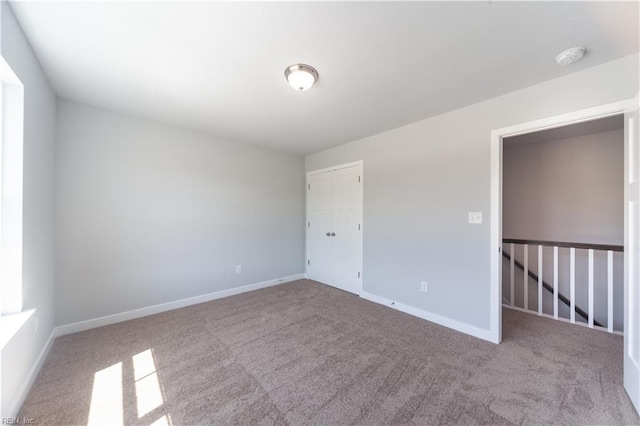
[[502, 238, 623, 333]]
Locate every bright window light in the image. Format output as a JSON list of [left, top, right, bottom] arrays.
[[133, 349, 164, 418], [132, 349, 156, 381], [0, 55, 25, 316], [88, 362, 124, 426]]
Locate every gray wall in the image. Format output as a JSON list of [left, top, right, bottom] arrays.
[[504, 129, 624, 245], [305, 54, 639, 332], [503, 129, 624, 330], [1, 2, 57, 416], [55, 100, 305, 325]]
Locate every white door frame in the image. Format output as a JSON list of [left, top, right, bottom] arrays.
[[489, 98, 637, 344], [305, 160, 364, 294], [624, 95, 640, 413]]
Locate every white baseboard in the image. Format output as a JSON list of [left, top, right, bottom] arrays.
[[55, 273, 305, 337], [360, 291, 496, 343], [7, 328, 56, 418]]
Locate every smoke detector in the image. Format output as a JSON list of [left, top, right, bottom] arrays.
[[555, 47, 586, 66]]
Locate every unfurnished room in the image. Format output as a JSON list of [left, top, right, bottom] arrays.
[[0, 1, 639, 425]]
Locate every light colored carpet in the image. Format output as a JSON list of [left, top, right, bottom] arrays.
[[19, 279, 639, 425]]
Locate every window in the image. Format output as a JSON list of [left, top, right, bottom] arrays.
[[0, 55, 25, 316]]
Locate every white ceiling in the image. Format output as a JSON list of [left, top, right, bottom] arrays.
[[8, 1, 639, 155]]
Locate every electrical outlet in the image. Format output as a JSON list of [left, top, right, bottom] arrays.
[[236, 265, 242, 273], [468, 212, 483, 224], [421, 281, 428, 292]]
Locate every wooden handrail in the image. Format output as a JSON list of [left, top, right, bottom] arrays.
[[503, 238, 623, 252]]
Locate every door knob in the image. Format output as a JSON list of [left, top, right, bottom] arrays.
[[331, 232, 336, 236], [326, 232, 331, 236]]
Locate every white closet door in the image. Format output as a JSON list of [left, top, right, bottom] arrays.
[[331, 165, 362, 294], [306, 162, 363, 295], [308, 171, 333, 285]]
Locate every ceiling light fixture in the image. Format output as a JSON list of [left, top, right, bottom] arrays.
[[555, 47, 586, 66], [284, 64, 318, 92]]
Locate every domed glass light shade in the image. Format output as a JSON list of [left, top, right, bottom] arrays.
[[284, 64, 319, 91]]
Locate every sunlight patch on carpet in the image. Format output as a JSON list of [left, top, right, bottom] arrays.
[[88, 362, 123, 426], [133, 349, 164, 418]]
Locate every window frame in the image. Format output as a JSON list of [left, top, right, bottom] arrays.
[[0, 55, 25, 316]]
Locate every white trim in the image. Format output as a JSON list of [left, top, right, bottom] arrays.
[[6, 329, 56, 418], [306, 160, 363, 176], [0, 309, 34, 349], [55, 274, 304, 336], [490, 98, 637, 345], [357, 165, 364, 292], [360, 291, 495, 343], [489, 120, 503, 344], [492, 99, 635, 139], [623, 92, 640, 415]]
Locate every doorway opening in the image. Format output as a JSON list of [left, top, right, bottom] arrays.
[[501, 115, 624, 333], [490, 96, 640, 415]]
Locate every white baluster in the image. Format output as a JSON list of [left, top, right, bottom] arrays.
[[538, 245, 543, 316], [523, 244, 528, 311], [570, 247, 575, 324], [553, 246, 558, 319], [608, 250, 614, 333], [510, 243, 515, 307], [588, 249, 594, 328]]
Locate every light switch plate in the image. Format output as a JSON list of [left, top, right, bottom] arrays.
[[468, 212, 482, 224]]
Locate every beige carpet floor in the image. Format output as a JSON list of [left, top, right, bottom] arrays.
[[19, 279, 639, 425]]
